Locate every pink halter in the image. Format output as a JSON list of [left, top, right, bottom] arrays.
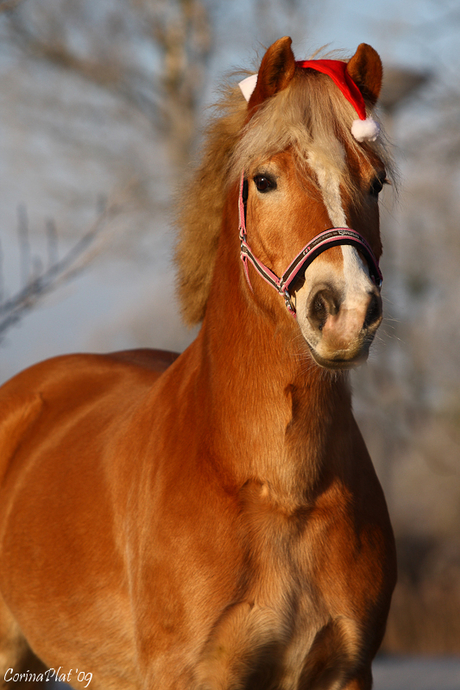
[[238, 173, 383, 317]]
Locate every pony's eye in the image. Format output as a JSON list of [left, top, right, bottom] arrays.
[[253, 174, 276, 193]]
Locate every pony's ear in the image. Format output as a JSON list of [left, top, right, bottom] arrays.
[[248, 37, 296, 112], [346, 43, 382, 106]]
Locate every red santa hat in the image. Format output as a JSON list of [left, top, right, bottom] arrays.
[[239, 58, 380, 143]]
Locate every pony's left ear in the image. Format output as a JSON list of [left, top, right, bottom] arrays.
[[346, 43, 382, 106], [248, 36, 296, 112]]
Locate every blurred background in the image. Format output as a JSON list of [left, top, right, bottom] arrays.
[[0, 0, 459, 662]]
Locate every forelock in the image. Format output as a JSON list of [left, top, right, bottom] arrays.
[[229, 68, 395, 196]]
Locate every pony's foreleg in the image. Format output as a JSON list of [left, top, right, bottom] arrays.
[[0, 597, 46, 690], [0, 596, 24, 681]]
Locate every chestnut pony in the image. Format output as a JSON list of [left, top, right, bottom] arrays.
[[0, 38, 396, 690]]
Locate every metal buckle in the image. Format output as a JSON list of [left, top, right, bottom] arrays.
[[282, 289, 295, 314]]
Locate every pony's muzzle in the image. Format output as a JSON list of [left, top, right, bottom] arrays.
[[305, 284, 382, 369]]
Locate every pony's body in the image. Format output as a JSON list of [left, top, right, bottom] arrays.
[[0, 38, 396, 690]]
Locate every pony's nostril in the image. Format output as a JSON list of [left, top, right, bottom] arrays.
[[364, 292, 382, 329], [312, 295, 327, 331], [308, 288, 340, 331]]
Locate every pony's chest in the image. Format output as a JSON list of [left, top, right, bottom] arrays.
[[194, 499, 367, 689], [236, 480, 368, 614]]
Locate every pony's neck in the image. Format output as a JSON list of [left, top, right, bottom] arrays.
[[195, 189, 353, 503]]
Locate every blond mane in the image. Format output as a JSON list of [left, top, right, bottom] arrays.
[[175, 61, 393, 327]]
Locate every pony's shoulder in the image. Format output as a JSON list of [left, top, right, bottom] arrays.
[[2, 348, 180, 388], [0, 349, 180, 480], [105, 348, 180, 373], [0, 349, 180, 416]]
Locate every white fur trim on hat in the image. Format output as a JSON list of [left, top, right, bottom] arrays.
[[351, 118, 380, 143], [239, 74, 258, 101]]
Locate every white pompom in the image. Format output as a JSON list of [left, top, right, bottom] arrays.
[[351, 118, 380, 143]]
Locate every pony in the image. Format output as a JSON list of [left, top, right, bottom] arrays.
[[0, 37, 396, 690]]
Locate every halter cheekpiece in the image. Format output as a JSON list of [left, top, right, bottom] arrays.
[[238, 173, 383, 317]]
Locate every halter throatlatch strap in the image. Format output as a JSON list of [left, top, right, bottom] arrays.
[[238, 172, 383, 317]]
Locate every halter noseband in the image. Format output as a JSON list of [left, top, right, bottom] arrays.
[[238, 172, 383, 316]]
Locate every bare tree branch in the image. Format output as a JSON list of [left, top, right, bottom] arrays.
[[0, 198, 124, 345]]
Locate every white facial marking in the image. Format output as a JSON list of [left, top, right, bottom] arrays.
[[306, 147, 372, 294], [294, 144, 378, 357], [307, 148, 347, 228]]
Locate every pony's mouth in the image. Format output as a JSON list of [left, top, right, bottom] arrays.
[[307, 341, 372, 370]]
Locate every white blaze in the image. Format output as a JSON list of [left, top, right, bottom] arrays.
[[306, 148, 372, 296]]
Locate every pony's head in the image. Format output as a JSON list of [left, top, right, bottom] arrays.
[[176, 37, 394, 370]]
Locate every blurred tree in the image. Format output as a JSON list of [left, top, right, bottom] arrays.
[[2, 0, 213, 167], [0, 0, 308, 347], [0, 0, 214, 346]]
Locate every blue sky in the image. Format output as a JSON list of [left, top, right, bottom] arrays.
[[213, 0, 457, 79]]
